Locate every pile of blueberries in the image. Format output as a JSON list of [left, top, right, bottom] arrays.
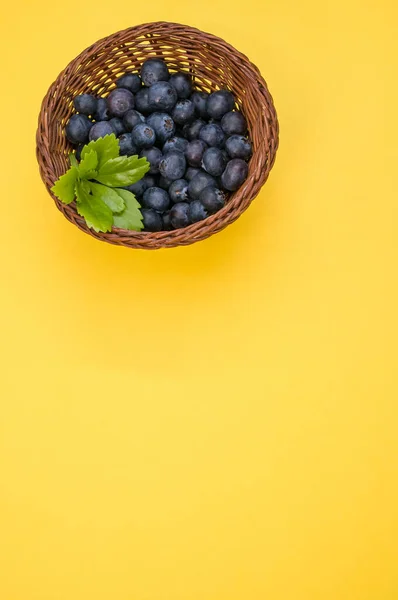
[[66, 58, 252, 231]]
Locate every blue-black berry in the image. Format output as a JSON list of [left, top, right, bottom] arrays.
[[221, 111, 247, 136], [187, 171, 217, 200], [159, 151, 186, 181], [185, 139, 207, 167], [185, 167, 201, 181], [142, 187, 170, 212], [183, 119, 205, 141], [201, 147, 228, 177], [107, 88, 135, 118], [170, 202, 190, 228], [116, 72, 141, 93], [169, 72, 193, 99], [109, 117, 125, 136], [65, 114, 92, 144], [225, 135, 252, 160], [142, 208, 163, 231], [206, 90, 235, 120], [141, 58, 169, 86], [89, 121, 115, 141], [171, 99, 195, 126], [148, 81, 178, 112], [162, 136, 188, 154], [123, 109, 145, 132], [140, 146, 163, 174], [73, 94, 97, 116], [118, 133, 138, 156], [135, 88, 151, 115], [147, 112, 175, 143], [162, 211, 173, 230], [191, 91, 209, 118], [221, 159, 248, 191], [169, 179, 189, 203], [189, 200, 208, 223], [199, 123, 225, 147], [94, 98, 110, 121], [131, 123, 156, 148], [199, 186, 226, 213]]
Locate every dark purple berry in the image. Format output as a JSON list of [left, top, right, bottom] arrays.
[[148, 81, 178, 112], [185, 139, 207, 167], [107, 88, 135, 117], [123, 110, 145, 132], [65, 114, 92, 144], [225, 135, 252, 160], [199, 186, 226, 213], [131, 123, 156, 148], [158, 175, 173, 190], [162, 211, 173, 230], [162, 136, 188, 154], [135, 88, 151, 115], [116, 73, 141, 93], [170, 202, 190, 228], [141, 58, 169, 86], [199, 123, 225, 147], [89, 121, 115, 141], [169, 72, 192, 98], [73, 94, 97, 116], [142, 187, 170, 212], [221, 159, 248, 191], [109, 117, 125, 136], [191, 91, 209, 118], [125, 178, 147, 198], [142, 208, 163, 231], [221, 111, 247, 136], [146, 112, 176, 143], [201, 147, 228, 177], [139, 146, 163, 174], [118, 133, 138, 156], [182, 119, 205, 141], [159, 151, 186, 181], [75, 144, 84, 161], [188, 171, 217, 200], [169, 179, 189, 203], [189, 200, 208, 223], [94, 98, 110, 121], [171, 99, 195, 125], [206, 90, 235, 119], [185, 167, 201, 181]]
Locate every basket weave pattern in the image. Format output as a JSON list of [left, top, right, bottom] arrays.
[[37, 22, 279, 249]]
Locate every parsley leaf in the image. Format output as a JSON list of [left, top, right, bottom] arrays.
[[81, 134, 120, 169], [51, 166, 78, 204], [69, 153, 78, 167], [75, 180, 113, 233], [78, 149, 98, 178], [88, 182, 125, 213], [113, 189, 144, 231], [95, 155, 150, 187]]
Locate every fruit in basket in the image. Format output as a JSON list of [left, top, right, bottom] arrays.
[[65, 114, 92, 144], [141, 58, 170, 86], [116, 72, 141, 93], [73, 94, 98, 116], [107, 88, 135, 117]]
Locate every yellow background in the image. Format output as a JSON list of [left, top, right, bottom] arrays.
[[1, 0, 397, 598]]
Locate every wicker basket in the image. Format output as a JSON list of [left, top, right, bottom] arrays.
[[36, 22, 279, 249]]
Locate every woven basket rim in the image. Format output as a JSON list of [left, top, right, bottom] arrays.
[[37, 21, 279, 249]]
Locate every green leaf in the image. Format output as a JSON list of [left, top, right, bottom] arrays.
[[95, 155, 150, 187], [51, 166, 79, 204], [80, 134, 120, 169], [75, 180, 113, 233], [78, 149, 98, 178], [88, 182, 125, 213], [69, 153, 78, 167], [112, 188, 143, 231]]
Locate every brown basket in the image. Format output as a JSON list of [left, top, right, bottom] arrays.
[[36, 22, 279, 249]]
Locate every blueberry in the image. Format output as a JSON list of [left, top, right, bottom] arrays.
[[191, 91, 209, 118], [185, 167, 201, 181], [170, 202, 190, 228], [107, 88, 135, 118], [221, 111, 247, 136], [199, 186, 226, 213], [148, 81, 178, 112], [139, 146, 163, 174], [75, 144, 84, 161], [141, 58, 169, 86], [89, 121, 115, 141], [123, 109, 145, 132], [162, 136, 188, 154], [221, 159, 248, 191], [118, 133, 138, 156], [125, 178, 147, 198], [143, 174, 157, 189], [158, 175, 173, 190], [182, 119, 205, 141], [189, 200, 208, 223], [225, 135, 252, 160], [142, 208, 163, 231], [73, 94, 97, 115], [185, 139, 207, 167], [188, 171, 217, 200], [201, 147, 228, 177], [65, 114, 92, 144], [162, 211, 173, 230], [109, 117, 125, 136], [199, 123, 225, 147], [116, 73, 141, 93], [169, 179, 189, 203], [131, 123, 156, 148], [142, 187, 170, 212], [94, 98, 110, 121], [135, 88, 151, 115], [169, 72, 193, 98], [146, 112, 176, 143], [206, 90, 235, 120], [171, 99, 195, 126], [159, 151, 186, 181]]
